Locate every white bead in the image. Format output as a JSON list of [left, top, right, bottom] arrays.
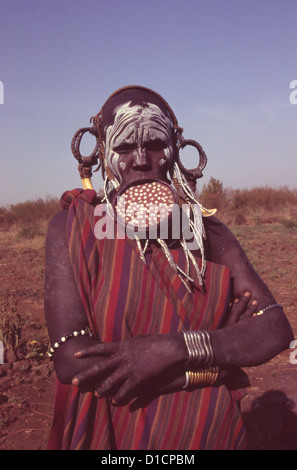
[[49, 327, 91, 359]]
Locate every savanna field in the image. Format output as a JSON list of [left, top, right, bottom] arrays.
[[1, 181, 297, 450]]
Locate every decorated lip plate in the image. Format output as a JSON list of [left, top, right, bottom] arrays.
[[115, 180, 177, 232]]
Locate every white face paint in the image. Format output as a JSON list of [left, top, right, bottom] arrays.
[[105, 101, 173, 183]]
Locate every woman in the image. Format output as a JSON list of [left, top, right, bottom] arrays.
[[45, 85, 293, 450]]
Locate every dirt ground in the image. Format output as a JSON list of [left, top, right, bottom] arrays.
[[0, 221, 296, 450]]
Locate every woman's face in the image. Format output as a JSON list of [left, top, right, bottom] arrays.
[[105, 101, 174, 187]]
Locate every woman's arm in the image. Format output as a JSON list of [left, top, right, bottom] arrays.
[[203, 216, 274, 304], [44, 209, 101, 386], [203, 216, 294, 367], [72, 293, 257, 406]]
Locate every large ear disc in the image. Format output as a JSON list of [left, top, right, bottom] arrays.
[[71, 126, 101, 190], [175, 137, 207, 182]]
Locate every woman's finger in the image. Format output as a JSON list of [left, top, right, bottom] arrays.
[[225, 292, 251, 326], [95, 369, 127, 399], [72, 356, 118, 387], [109, 379, 136, 406], [240, 299, 259, 320], [74, 341, 118, 359]]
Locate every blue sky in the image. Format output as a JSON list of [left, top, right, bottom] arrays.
[[0, 0, 296, 206]]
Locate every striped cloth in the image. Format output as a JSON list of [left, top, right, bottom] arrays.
[[47, 189, 249, 450]]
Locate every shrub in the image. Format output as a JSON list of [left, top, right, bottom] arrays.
[[0, 293, 22, 352], [198, 178, 297, 225], [0, 207, 16, 229], [281, 217, 297, 229], [9, 197, 60, 225], [17, 224, 44, 240], [0, 196, 60, 230], [199, 177, 226, 211]]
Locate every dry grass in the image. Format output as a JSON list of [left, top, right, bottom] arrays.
[[5, 185, 295, 297], [0, 197, 60, 232], [1, 184, 297, 233], [198, 178, 297, 226]]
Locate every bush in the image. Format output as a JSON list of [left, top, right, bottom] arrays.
[[0, 293, 22, 352], [281, 217, 297, 229], [0, 207, 15, 229], [9, 197, 60, 225], [1, 185, 297, 229], [17, 224, 44, 240], [0, 196, 60, 230], [199, 177, 226, 211], [197, 178, 297, 225]]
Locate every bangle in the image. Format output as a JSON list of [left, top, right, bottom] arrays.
[[183, 366, 219, 389], [253, 303, 283, 316], [48, 327, 93, 359], [183, 371, 190, 389], [182, 330, 214, 370]]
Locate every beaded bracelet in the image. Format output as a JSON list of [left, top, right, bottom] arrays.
[[48, 327, 93, 359], [253, 303, 283, 316]]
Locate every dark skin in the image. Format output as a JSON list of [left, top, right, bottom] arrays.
[[44, 120, 294, 408]]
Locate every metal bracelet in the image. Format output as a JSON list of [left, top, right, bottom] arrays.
[[182, 330, 214, 370], [183, 366, 219, 390]]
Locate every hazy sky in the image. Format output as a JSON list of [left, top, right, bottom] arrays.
[[0, 0, 296, 206]]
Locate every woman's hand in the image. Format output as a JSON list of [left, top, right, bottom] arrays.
[[72, 292, 259, 405], [72, 332, 188, 406], [224, 291, 258, 327]]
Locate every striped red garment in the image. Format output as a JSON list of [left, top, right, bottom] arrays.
[[47, 189, 248, 450]]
